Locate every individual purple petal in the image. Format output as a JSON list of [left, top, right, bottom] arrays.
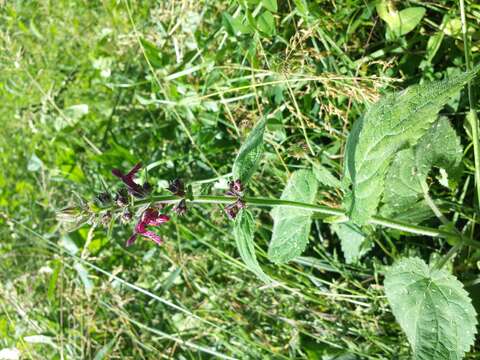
[[112, 163, 148, 197], [142, 231, 163, 245], [126, 233, 138, 247], [142, 208, 169, 226], [148, 214, 170, 226], [135, 221, 146, 233], [126, 162, 142, 177]]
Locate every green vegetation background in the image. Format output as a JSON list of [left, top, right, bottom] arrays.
[[1, 0, 479, 358]]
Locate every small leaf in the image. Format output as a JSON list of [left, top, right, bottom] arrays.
[[232, 119, 266, 183], [262, 0, 277, 12], [73, 262, 93, 297], [331, 222, 372, 264], [343, 66, 479, 225], [268, 170, 318, 264], [377, 2, 425, 37], [256, 11, 276, 36], [293, 0, 309, 17], [313, 163, 341, 189], [415, 116, 463, 184], [222, 13, 252, 36], [384, 257, 477, 359], [27, 153, 43, 172], [234, 209, 272, 283]]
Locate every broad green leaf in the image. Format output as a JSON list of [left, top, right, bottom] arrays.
[[382, 117, 463, 219], [313, 163, 341, 189], [377, 2, 425, 37], [234, 209, 272, 283], [232, 119, 266, 183], [344, 66, 479, 225], [262, 0, 277, 12], [331, 222, 372, 264], [384, 257, 477, 359], [256, 11, 275, 36], [268, 170, 318, 264]]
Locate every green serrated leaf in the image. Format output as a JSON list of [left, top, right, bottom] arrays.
[[268, 170, 318, 264], [331, 222, 372, 264], [256, 11, 276, 36], [232, 119, 266, 183], [382, 117, 463, 219], [262, 0, 277, 12], [234, 209, 272, 283], [384, 257, 477, 359], [313, 163, 341, 189], [344, 66, 479, 225]]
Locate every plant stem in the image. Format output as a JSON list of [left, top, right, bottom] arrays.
[[123, 194, 480, 248], [460, 0, 480, 210]]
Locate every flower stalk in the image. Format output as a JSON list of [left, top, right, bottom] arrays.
[[98, 193, 480, 248]]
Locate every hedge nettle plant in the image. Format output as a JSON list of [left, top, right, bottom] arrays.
[[64, 66, 480, 359]]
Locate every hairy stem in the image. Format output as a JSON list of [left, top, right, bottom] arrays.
[[121, 194, 480, 248]]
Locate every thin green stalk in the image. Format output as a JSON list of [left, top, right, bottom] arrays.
[[460, 0, 480, 210], [116, 194, 480, 248]]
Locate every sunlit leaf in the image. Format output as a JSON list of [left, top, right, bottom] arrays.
[[343, 66, 479, 225], [234, 209, 272, 283], [232, 119, 266, 183], [268, 170, 317, 264], [385, 257, 477, 359]]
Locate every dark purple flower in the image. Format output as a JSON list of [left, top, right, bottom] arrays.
[[95, 192, 112, 206], [121, 209, 133, 223], [168, 178, 185, 196], [225, 199, 245, 220], [112, 163, 150, 197], [226, 179, 243, 197], [115, 188, 129, 207], [173, 199, 187, 216], [126, 208, 170, 247]]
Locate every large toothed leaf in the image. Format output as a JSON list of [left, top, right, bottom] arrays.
[[234, 209, 272, 283], [268, 170, 318, 264], [382, 117, 463, 221], [384, 257, 477, 360], [344, 66, 479, 225], [331, 222, 372, 264], [232, 119, 266, 183]]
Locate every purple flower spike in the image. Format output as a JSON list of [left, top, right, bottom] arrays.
[[125, 208, 170, 247], [112, 162, 150, 197]]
